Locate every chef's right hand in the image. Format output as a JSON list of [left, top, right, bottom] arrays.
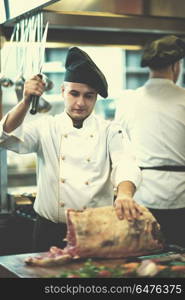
[[23, 75, 45, 104], [114, 195, 143, 221]]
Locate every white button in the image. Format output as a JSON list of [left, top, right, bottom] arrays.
[[60, 201, 65, 207], [61, 178, 66, 183]]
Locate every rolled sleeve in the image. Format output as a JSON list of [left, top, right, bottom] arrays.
[[0, 113, 25, 144], [0, 112, 42, 154]]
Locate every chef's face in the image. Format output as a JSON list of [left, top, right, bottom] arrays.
[[62, 82, 97, 121]]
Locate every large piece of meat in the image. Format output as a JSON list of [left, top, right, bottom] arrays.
[[66, 205, 164, 258], [25, 205, 164, 266]]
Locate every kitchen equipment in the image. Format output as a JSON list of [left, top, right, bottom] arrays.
[[29, 15, 49, 114], [0, 25, 17, 87]]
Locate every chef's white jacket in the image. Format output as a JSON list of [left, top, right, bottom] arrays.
[[115, 78, 185, 209], [0, 110, 141, 223]]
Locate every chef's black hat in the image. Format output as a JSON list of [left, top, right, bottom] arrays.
[[64, 47, 108, 98], [141, 35, 185, 69]]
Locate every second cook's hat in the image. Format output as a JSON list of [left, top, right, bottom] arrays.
[[141, 35, 185, 68], [64, 47, 108, 98]]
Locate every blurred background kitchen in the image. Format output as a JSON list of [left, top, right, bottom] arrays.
[[0, 0, 185, 255]]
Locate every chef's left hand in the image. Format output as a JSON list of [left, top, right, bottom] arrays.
[[114, 195, 143, 221]]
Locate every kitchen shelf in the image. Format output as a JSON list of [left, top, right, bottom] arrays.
[[43, 70, 65, 73], [125, 49, 185, 89], [126, 68, 149, 73], [8, 169, 36, 187]]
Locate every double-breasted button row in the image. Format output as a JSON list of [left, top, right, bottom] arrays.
[[63, 133, 94, 138], [60, 178, 90, 185], [60, 156, 91, 162]]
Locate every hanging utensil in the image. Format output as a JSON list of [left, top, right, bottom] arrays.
[[30, 16, 49, 115], [43, 76, 54, 92], [0, 75, 14, 87], [0, 24, 17, 87], [14, 18, 29, 101], [37, 96, 52, 113], [14, 75, 25, 101], [37, 13, 54, 93]]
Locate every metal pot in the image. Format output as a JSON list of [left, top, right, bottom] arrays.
[[0, 74, 14, 87]]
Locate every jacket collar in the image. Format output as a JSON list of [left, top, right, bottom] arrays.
[[145, 78, 174, 86], [61, 110, 95, 132]]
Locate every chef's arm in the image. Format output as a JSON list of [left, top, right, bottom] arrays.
[[108, 122, 143, 220], [3, 75, 45, 133], [114, 180, 143, 220]]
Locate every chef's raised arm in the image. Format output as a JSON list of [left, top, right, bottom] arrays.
[[0, 75, 45, 153], [3, 75, 45, 133]]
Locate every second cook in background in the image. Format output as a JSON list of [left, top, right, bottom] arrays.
[[116, 35, 185, 247], [0, 47, 142, 252]]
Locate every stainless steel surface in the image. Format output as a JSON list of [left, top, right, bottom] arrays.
[[3, 0, 185, 22], [2, 0, 185, 36], [148, 0, 185, 18], [42, 11, 185, 35], [0, 149, 8, 213], [41, 0, 185, 36], [45, 0, 127, 15], [45, 0, 185, 18], [0, 29, 8, 213], [1, 0, 58, 24]]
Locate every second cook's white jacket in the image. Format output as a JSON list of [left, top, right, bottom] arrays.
[[116, 78, 185, 209], [0, 110, 141, 223]]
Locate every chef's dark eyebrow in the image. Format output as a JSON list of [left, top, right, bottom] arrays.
[[70, 89, 78, 92]]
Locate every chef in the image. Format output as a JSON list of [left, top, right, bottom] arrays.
[[0, 47, 142, 252], [115, 35, 185, 247]]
